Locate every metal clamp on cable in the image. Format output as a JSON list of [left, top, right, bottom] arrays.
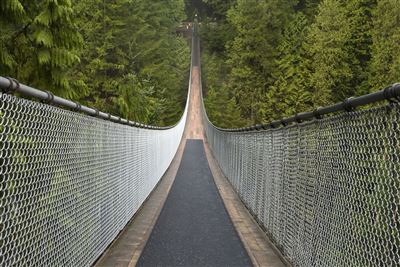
[[295, 114, 302, 123], [92, 108, 99, 117], [74, 101, 81, 112], [107, 113, 112, 120], [3, 77, 20, 94], [383, 84, 400, 103], [261, 124, 269, 130], [42, 91, 55, 104], [270, 121, 280, 128], [313, 107, 323, 119], [343, 97, 355, 112]]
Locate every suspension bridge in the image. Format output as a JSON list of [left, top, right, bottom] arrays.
[[0, 24, 399, 267]]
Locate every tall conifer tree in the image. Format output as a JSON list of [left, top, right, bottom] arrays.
[[369, 0, 400, 90], [226, 0, 296, 123], [0, 0, 82, 97], [264, 12, 312, 121], [304, 0, 353, 105]]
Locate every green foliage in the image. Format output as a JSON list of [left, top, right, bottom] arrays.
[[3, 0, 399, 128], [202, 0, 236, 19], [0, 0, 189, 125], [346, 0, 377, 95], [201, 0, 400, 128], [0, 0, 82, 98], [263, 12, 312, 121], [297, 0, 322, 18], [369, 0, 400, 91], [200, 20, 235, 55], [115, 74, 151, 123], [185, 0, 211, 20], [71, 0, 189, 125], [226, 0, 296, 123], [301, 0, 378, 105], [205, 86, 247, 128], [202, 52, 248, 128], [304, 0, 353, 105]]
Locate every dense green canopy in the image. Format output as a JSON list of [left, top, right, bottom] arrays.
[[2, 1, 399, 128], [201, 0, 400, 128], [0, 0, 190, 126]]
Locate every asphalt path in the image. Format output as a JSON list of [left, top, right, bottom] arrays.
[[136, 139, 252, 267]]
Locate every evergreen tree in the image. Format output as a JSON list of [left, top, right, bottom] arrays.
[[304, 0, 353, 106], [0, 0, 189, 125], [205, 86, 247, 128], [346, 0, 377, 95], [203, 0, 236, 19], [200, 0, 236, 55], [0, 0, 82, 98], [299, 0, 322, 19], [226, 0, 296, 123], [72, 0, 189, 125], [202, 51, 247, 128], [369, 0, 400, 91], [263, 12, 312, 121]]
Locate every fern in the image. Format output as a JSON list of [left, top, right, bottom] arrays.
[[37, 49, 51, 65], [0, 47, 15, 70], [33, 28, 54, 47], [51, 48, 80, 68], [1, 0, 25, 19], [34, 10, 51, 26]]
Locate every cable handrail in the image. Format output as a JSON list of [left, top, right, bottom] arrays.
[[200, 68, 400, 132], [0, 27, 195, 267], [199, 19, 400, 266], [0, 45, 193, 130]]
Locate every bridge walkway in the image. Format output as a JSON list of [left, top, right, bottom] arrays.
[[136, 139, 252, 266], [94, 34, 286, 267]]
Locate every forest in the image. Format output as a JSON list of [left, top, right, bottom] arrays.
[[1, 1, 400, 128], [197, 0, 400, 128], [0, 0, 190, 126]]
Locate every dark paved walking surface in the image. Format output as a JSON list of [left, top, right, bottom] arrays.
[[137, 139, 253, 267]]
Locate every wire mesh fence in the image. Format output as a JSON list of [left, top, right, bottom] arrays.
[[204, 102, 400, 266], [0, 91, 188, 266]]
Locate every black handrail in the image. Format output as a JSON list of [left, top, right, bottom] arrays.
[[0, 24, 196, 130], [217, 83, 400, 132]]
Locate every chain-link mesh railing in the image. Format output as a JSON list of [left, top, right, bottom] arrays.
[[0, 90, 188, 266], [0, 34, 194, 265], [202, 75, 400, 266]]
